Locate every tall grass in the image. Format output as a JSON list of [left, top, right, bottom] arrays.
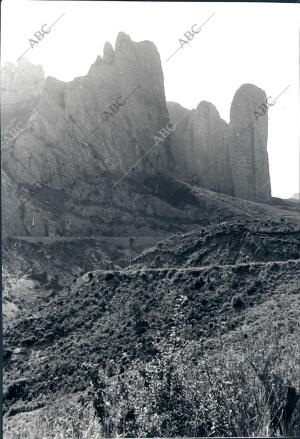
[[4, 321, 299, 438], [86, 320, 300, 437], [4, 401, 101, 439]]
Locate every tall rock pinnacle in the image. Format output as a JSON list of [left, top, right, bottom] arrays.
[[229, 84, 271, 202], [168, 84, 271, 202]]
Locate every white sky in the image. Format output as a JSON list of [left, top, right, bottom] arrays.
[[1, 1, 299, 199]]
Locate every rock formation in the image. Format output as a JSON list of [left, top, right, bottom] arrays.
[[2, 33, 175, 236], [229, 84, 271, 202], [1, 59, 44, 129], [1, 33, 272, 237], [168, 101, 233, 195], [168, 85, 271, 202]]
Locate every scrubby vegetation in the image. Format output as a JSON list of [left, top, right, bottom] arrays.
[[85, 321, 300, 438], [3, 220, 300, 437], [5, 320, 300, 438], [4, 399, 101, 439]]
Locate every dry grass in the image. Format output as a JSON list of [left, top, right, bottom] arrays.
[[4, 400, 101, 439]]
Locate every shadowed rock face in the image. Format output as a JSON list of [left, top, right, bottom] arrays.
[[2, 34, 271, 237], [168, 101, 234, 195], [168, 85, 271, 202], [229, 84, 271, 202]]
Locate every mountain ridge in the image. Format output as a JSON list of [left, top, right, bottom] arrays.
[[2, 33, 272, 237]]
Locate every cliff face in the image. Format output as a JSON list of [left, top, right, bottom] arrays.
[[2, 33, 176, 236], [2, 34, 271, 237], [1, 59, 44, 131], [3, 32, 173, 181], [229, 84, 271, 202], [168, 85, 271, 202], [168, 101, 233, 195]]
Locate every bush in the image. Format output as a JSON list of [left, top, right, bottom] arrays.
[[104, 272, 114, 281], [30, 270, 48, 283], [231, 294, 245, 309], [234, 264, 250, 274], [192, 276, 205, 290], [154, 255, 161, 266], [4, 379, 28, 403]]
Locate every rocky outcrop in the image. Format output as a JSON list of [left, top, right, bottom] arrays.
[[3, 32, 172, 184], [168, 85, 271, 202], [1, 59, 44, 130], [2, 34, 272, 237], [2, 59, 44, 90], [229, 84, 271, 203], [168, 101, 233, 195], [2, 33, 176, 236]]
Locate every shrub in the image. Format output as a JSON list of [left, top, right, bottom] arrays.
[[231, 294, 245, 309], [30, 270, 48, 284], [270, 262, 279, 271], [4, 379, 28, 403], [154, 255, 161, 265], [192, 277, 205, 290], [234, 264, 250, 274], [104, 272, 114, 281], [247, 280, 262, 295]]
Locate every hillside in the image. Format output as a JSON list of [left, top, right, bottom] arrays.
[[3, 183, 298, 324], [2, 235, 163, 323], [4, 211, 300, 436], [131, 217, 300, 269]]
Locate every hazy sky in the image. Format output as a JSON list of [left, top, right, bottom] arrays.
[[1, 1, 299, 199]]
